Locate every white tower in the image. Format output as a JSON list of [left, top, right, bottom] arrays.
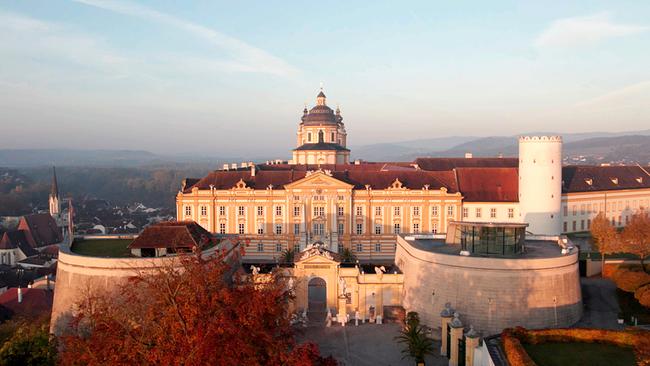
[[518, 136, 562, 236]]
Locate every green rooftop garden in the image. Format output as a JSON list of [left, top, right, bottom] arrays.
[[71, 239, 133, 257], [523, 342, 636, 366]]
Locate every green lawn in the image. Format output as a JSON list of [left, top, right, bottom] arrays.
[[524, 342, 636, 366], [71, 239, 133, 257]]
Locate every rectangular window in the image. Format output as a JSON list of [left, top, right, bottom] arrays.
[[412, 223, 419, 233], [338, 222, 344, 235], [462, 207, 468, 218], [238, 206, 245, 216], [238, 223, 245, 234], [375, 243, 381, 252], [394, 206, 401, 216], [293, 206, 300, 217], [580, 204, 585, 215], [337, 206, 344, 216], [490, 208, 497, 219], [313, 223, 324, 235], [331, 132, 335, 142], [375, 224, 382, 235], [219, 206, 226, 216], [413, 206, 420, 217], [563, 222, 567, 232], [293, 195, 300, 201], [356, 223, 363, 235], [257, 223, 264, 235], [275, 224, 283, 235], [580, 220, 585, 231], [200, 206, 207, 216], [276, 243, 282, 252], [394, 223, 401, 234], [294, 223, 300, 234], [185, 206, 192, 216], [356, 243, 363, 252], [587, 219, 591, 229], [356, 206, 363, 216], [572, 221, 576, 231], [275, 206, 283, 216], [475, 208, 482, 218], [219, 223, 226, 234], [447, 205, 454, 217], [508, 208, 514, 219], [375, 206, 382, 216], [337, 195, 345, 201], [563, 205, 568, 216], [432, 222, 438, 234], [432, 205, 439, 217], [313, 206, 325, 217], [257, 206, 264, 216], [572, 205, 577, 216], [257, 242, 264, 252]]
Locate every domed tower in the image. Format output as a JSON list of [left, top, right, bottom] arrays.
[[518, 136, 562, 235], [292, 89, 349, 165]]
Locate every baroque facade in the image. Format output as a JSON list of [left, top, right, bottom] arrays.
[[176, 90, 650, 262]]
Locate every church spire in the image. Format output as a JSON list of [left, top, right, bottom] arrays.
[[49, 166, 60, 216]]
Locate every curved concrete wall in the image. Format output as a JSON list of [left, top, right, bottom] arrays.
[[51, 241, 240, 335], [395, 237, 582, 336], [518, 136, 563, 236]]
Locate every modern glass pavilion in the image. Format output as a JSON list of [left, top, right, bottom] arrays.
[[446, 221, 528, 257]]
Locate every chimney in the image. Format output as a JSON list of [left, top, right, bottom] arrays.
[[17, 287, 22, 303], [465, 152, 473, 159], [240, 162, 247, 168], [222, 163, 229, 170], [231, 163, 237, 170], [251, 164, 256, 177]]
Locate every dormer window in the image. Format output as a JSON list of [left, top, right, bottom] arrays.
[[637, 177, 644, 184], [585, 178, 593, 186], [611, 178, 618, 185]]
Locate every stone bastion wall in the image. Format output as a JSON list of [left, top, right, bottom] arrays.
[[50, 240, 240, 335], [395, 237, 582, 336]]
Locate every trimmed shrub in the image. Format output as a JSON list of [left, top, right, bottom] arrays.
[[635, 284, 650, 308], [613, 268, 650, 293]]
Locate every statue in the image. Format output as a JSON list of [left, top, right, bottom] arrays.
[[250, 265, 260, 276], [338, 277, 347, 297], [374, 266, 386, 279], [287, 277, 294, 292]]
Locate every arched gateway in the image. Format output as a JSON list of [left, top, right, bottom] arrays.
[[307, 277, 327, 321]]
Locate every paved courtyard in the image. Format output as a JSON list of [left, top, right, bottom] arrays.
[[575, 277, 623, 330], [296, 322, 448, 366]]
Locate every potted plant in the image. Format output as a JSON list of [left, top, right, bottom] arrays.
[[395, 312, 433, 365]]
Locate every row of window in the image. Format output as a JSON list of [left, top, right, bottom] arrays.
[[186, 204, 460, 218], [564, 200, 649, 217], [563, 215, 633, 232], [251, 242, 386, 253], [221, 221, 443, 236], [461, 207, 515, 219]]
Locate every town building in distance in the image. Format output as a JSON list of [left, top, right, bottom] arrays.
[[176, 90, 650, 263]]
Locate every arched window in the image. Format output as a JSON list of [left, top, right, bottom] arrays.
[[318, 130, 324, 143], [331, 132, 335, 142]]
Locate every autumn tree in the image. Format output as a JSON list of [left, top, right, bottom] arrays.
[[621, 212, 650, 273], [58, 251, 336, 366], [590, 213, 620, 277]]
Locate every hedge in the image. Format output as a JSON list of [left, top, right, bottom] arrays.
[[501, 327, 650, 366]]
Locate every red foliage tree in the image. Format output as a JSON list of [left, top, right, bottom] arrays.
[[621, 212, 650, 273], [590, 212, 621, 277], [58, 252, 336, 366]]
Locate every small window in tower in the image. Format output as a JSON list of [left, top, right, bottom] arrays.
[[331, 132, 335, 142], [308, 132, 312, 142]]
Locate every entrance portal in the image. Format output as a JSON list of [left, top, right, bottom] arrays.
[[308, 277, 327, 322]]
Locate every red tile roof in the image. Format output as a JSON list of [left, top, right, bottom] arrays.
[[0, 288, 53, 319], [128, 221, 213, 250], [415, 158, 518, 171], [562, 165, 650, 193], [455, 167, 519, 202], [185, 164, 459, 192], [17, 213, 63, 248], [0, 231, 38, 257]]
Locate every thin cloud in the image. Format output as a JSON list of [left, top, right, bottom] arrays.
[[535, 12, 648, 48], [72, 0, 298, 76], [574, 80, 650, 108]]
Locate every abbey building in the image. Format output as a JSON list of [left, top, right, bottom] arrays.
[[176, 90, 650, 262]]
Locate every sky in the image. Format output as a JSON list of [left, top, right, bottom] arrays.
[[0, 0, 649, 157]]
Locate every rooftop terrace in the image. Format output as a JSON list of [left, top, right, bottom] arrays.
[[70, 238, 134, 258]]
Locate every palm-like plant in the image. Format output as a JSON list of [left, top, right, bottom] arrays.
[[280, 248, 297, 264], [340, 248, 357, 263], [395, 312, 434, 365]]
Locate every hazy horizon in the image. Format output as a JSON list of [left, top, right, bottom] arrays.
[[1, 1, 649, 156]]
